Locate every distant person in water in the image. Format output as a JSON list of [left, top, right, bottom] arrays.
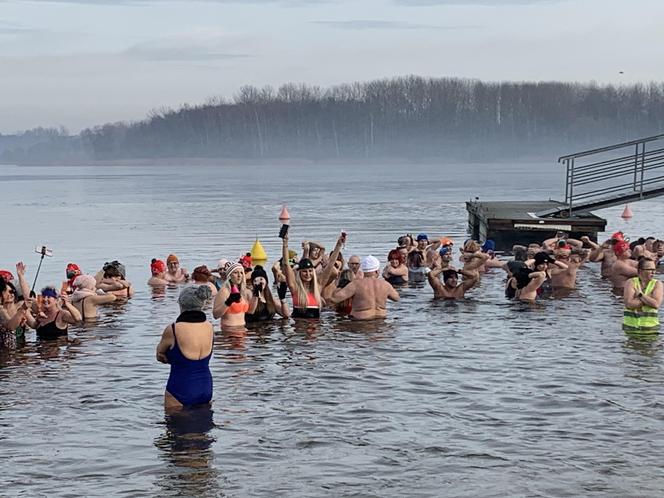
[[212, 262, 251, 328], [382, 249, 408, 286], [623, 257, 662, 333], [148, 259, 170, 287], [245, 265, 289, 323], [71, 274, 117, 320], [330, 255, 400, 320], [347, 255, 364, 280], [98, 263, 134, 298], [191, 266, 217, 297], [61, 263, 82, 296], [165, 254, 189, 283], [428, 267, 479, 300], [25, 287, 82, 339], [608, 241, 638, 291], [156, 285, 214, 409]]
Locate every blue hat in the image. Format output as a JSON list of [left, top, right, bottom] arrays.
[[481, 239, 495, 252], [439, 247, 450, 256], [416, 233, 428, 241]]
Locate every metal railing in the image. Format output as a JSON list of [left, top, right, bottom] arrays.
[[557, 133, 664, 216]]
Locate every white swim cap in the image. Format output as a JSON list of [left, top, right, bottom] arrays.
[[360, 255, 380, 273]]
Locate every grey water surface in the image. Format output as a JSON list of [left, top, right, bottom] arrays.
[[1, 163, 663, 497]]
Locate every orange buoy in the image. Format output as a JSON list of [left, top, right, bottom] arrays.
[[279, 205, 290, 222], [621, 204, 633, 219]]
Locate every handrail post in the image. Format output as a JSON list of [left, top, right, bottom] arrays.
[[633, 143, 640, 191], [568, 158, 575, 216], [640, 140, 646, 197], [564, 158, 570, 204]]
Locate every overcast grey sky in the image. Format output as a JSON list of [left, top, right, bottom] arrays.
[[1, 0, 662, 133]]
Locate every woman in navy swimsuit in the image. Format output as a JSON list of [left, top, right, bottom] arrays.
[[156, 285, 214, 409]]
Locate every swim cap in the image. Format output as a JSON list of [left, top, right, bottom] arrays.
[[150, 259, 166, 275], [223, 261, 244, 279], [73, 274, 96, 291], [481, 239, 495, 252], [166, 254, 179, 265], [614, 240, 630, 256], [0, 270, 15, 283], [439, 247, 450, 256], [360, 255, 380, 273], [611, 231, 625, 241], [296, 258, 314, 270], [416, 233, 428, 242], [178, 285, 212, 312], [251, 265, 269, 283], [66, 263, 82, 279], [440, 237, 454, 247]]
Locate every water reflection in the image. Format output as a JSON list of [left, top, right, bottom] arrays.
[[154, 405, 222, 496]]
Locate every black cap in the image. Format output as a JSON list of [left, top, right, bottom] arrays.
[[297, 258, 314, 270]]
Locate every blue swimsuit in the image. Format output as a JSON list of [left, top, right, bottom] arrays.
[[166, 312, 213, 407]]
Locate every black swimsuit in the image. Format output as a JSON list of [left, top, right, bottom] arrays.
[[386, 275, 407, 286], [245, 300, 275, 323], [36, 312, 68, 339]]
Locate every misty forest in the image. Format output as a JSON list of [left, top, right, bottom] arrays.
[[2, 76, 664, 164]]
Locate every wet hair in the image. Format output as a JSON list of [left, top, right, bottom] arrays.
[[638, 257, 656, 270], [337, 269, 354, 289], [442, 269, 458, 283], [104, 266, 123, 279], [464, 240, 480, 253], [407, 251, 424, 268], [513, 246, 528, 262], [0, 279, 6, 304], [515, 268, 534, 289], [387, 249, 404, 264]]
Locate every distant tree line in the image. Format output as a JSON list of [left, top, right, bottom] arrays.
[[4, 76, 664, 164]]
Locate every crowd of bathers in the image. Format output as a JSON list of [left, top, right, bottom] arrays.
[[1, 229, 662, 408]]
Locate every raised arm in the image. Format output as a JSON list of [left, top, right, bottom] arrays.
[[427, 267, 444, 293], [319, 235, 345, 287], [464, 252, 490, 272], [15, 262, 30, 300], [60, 295, 82, 324], [281, 235, 296, 291]]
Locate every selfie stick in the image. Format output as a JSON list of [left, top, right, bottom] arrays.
[[31, 246, 50, 293]]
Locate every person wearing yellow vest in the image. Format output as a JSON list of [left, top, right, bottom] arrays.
[[623, 257, 663, 333]]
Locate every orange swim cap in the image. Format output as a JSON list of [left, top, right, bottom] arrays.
[[166, 254, 179, 265]]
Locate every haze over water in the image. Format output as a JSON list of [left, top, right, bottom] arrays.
[[1, 162, 664, 497]]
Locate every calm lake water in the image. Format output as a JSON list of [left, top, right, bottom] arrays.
[[1, 162, 663, 497]]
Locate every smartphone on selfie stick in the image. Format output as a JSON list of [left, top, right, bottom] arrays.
[[31, 245, 53, 293]]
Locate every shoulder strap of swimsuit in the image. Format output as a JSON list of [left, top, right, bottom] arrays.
[[171, 323, 178, 346]]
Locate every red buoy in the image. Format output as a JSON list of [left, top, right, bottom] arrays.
[[279, 205, 290, 222], [621, 204, 633, 219]]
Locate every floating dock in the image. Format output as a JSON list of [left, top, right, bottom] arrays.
[[466, 200, 607, 250]]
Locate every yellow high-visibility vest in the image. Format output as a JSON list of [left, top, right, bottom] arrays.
[[624, 278, 660, 332]]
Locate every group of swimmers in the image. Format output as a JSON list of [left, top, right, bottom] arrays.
[[1, 229, 662, 409]]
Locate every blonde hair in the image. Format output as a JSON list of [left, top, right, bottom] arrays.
[[223, 268, 247, 294], [294, 269, 321, 309]]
